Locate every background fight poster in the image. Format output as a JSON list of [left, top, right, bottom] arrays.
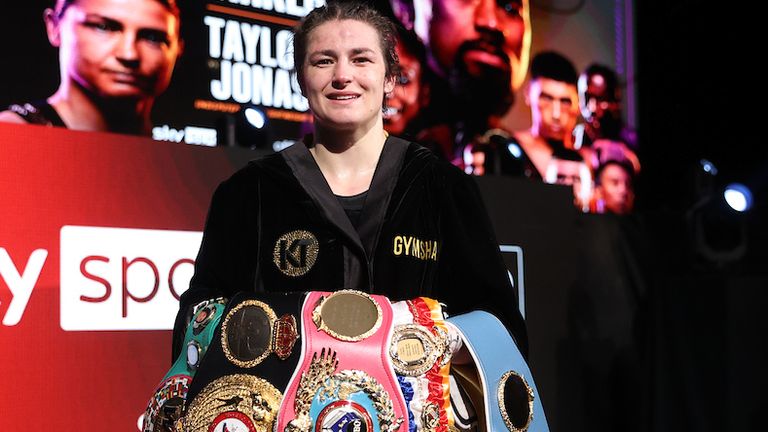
[[0, 0, 634, 149]]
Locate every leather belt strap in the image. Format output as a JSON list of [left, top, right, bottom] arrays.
[[143, 298, 227, 432], [185, 291, 305, 404], [448, 311, 549, 432], [181, 292, 305, 432]]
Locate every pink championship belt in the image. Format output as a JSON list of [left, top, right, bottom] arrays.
[[277, 290, 408, 432]]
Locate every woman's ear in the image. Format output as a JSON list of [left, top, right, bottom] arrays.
[[44, 8, 61, 47], [384, 74, 396, 95]]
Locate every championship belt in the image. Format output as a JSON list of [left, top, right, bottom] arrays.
[[447, 311, 549, 432], [143, 298, 227, 432], [389, 298, 462, 432], [277, 290, 408, 432], [181, 291, 305, 432]]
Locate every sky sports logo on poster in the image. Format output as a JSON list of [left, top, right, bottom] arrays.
[[60, 226, 202, 331]]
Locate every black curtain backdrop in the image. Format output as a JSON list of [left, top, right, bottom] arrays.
[[477, 177, 650, 432], [636, 2, 767, 430], [476, 175, 767, 432]]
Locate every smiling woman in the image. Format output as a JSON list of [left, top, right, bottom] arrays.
[[173, 1, 529, 392], [0, 0, 183, 135], [300, 20, 395, 138]]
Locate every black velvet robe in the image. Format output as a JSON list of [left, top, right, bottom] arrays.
[[172, 136, 528, 358]]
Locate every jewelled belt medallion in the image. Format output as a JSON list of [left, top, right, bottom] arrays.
[[221, 299, 299, 368], [389, 323, 441, 377], [311, 290, 383, 342], [285, 349, 403, 432], [183, 374, 283, 432]]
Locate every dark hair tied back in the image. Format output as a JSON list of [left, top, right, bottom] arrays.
[[292, 1, 400, 85]]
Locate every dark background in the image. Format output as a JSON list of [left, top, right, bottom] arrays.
[[635, 1, 767, 431]]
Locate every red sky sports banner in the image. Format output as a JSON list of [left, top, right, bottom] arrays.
[[0, 123, 250, 429]]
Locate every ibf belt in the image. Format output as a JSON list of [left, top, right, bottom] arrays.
[[181, 292, 305, 432], [389, 298, 461, 432], [143, 298, 227, 432], [448, 311, 549, 432], [277, 290, 408, 432]]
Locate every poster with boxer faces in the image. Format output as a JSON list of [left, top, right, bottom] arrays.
[[1, 1, 638, 217]]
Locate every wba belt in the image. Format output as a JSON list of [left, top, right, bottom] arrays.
[[448, 311, 549, 432], [181, 291, 305, 432], [143, 298, 227, 432], [278, 290, 409, 432]]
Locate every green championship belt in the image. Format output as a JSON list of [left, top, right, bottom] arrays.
[[142, 298, 228, 432]]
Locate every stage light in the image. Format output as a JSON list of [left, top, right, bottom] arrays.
[[245, 107, 266, 129], [216, 106, 271, 148], [687, 159, 750, 266], [507, 142, 522, 159], [700, 158, 718, 175], [724, 183, 753, 213]]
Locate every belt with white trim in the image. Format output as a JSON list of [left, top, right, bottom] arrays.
[[390, 297, 462, 432]]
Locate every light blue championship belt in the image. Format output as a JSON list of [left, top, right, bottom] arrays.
[[447, 311, 549, 432], [142, 298, 227, 432]]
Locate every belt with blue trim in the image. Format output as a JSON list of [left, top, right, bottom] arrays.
[[447, 310, 549, 432]]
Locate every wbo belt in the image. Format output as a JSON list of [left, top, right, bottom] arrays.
[[447, 311, 549, 432], [181, 291, 305, 432], [143, 297, 227, 432], [390, 298, 462, 432], [277, 290, 409, 432]]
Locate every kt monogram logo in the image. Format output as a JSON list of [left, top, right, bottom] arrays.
[[272, 230, 319, 277]]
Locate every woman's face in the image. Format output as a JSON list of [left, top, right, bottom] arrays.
[[300, 19, 395, 133], [48, 0, 182, 100]]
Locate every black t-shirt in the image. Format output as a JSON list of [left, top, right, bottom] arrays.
[[336, 190, 368, 232]]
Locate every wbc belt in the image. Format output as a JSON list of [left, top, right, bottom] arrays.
[[447, 311, 549, 432], [277, 290, 408, 432], [181, 291, 305, 432], [390, 298, 461, 432], [143, 298, 227, 432]]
